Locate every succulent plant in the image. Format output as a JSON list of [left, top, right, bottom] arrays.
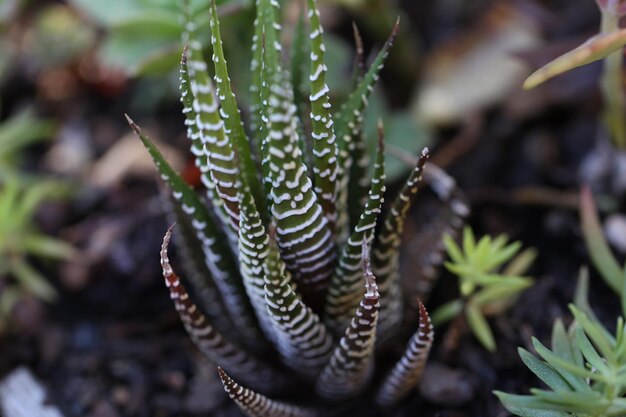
[[433, 227, 535, 351], [127, 0, 468, 414]]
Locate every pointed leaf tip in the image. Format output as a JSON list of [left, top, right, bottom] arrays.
[[124, 113, 140, 133]]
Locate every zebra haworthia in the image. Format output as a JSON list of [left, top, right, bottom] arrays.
[[132, 0, 471, 412]]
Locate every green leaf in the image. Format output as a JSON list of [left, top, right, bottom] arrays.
[[373, 148, 429, 342], [462, 226, 476, 255], [0, 286, 21, 318], [181, 11, 242, 233], [68, 0, 146, 26], [99, 32, 176, 74], [466, 302, 495, 351], [431, 299, 463, 326], [136, 45, 181, 76], [262, 237, 333, 376], [108, 11, 181, 39], [518, 348, 571, 391], [531, 337, 602, 384], [570, 305, 616, 366], [207, 0, 264, 217], [20, 235, 75, 259], [305, 0, 339, 230], [325, 129, 385, 334], [572, 326, 610, 375], [334, 22, 399, 240], [127, 115, 264, 348], [503, 248, 538, 277], [472, 277, 533, 307], [376, 301, 434, 406], [580, 186, 623, 295], [0, 109, 55, 162], [443, 233, 464, 264], [159, 229, 279, 388], [494, 392, 572, 417], [316, 247, 380, 400], [10, 257, 57, 302], [524, 29, 626, 89]]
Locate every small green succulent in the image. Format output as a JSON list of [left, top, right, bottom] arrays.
[[433, 227, 535, 351], [127, 0, 469, 414], [0, 178, 73, 331], [496, 269, 626, 417]]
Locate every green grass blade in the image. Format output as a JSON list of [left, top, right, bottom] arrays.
[[580, 186, 622, 294]]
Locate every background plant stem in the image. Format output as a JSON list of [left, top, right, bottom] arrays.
[[601, 7, 626, 148]]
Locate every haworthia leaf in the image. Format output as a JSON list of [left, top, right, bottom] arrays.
[[237, 181, 278, 343], [263, 236, 333, 376], [290, 6, 313, 170], [376, 301, 434, 406], [306, 0, 339, 231], [350, 22, 366, 86], [160, 190, 234, 340], [249, 0, 266, 143], [290, 6, 310, 131], [325, 126, 385, 334], [127, 116, 264, 349], [316, 244, 380, 400], [181, 7, 242, 234], [218, 367, 316, 417], [335, 21, 399, 243], [179, 46, 233, 241], [373, 148, 429, 345], [207, 0, 265, 219], [261, 32, 336, 307], [160, 228, 277, 388], [346, 129, 370, 232], [404, 162, 469, 307]]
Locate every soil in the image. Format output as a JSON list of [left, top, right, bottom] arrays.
[[1, 0, 623, 416]]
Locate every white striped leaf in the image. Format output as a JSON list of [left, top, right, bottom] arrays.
[[324, 126, 386, 334], [160, 228, 279, 389], [376, 301, 434, 405], [218, 367, 316, 417], [373, 148, 429, 345], [128, 116, 264, 349], [316, 244, 380, 400]]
